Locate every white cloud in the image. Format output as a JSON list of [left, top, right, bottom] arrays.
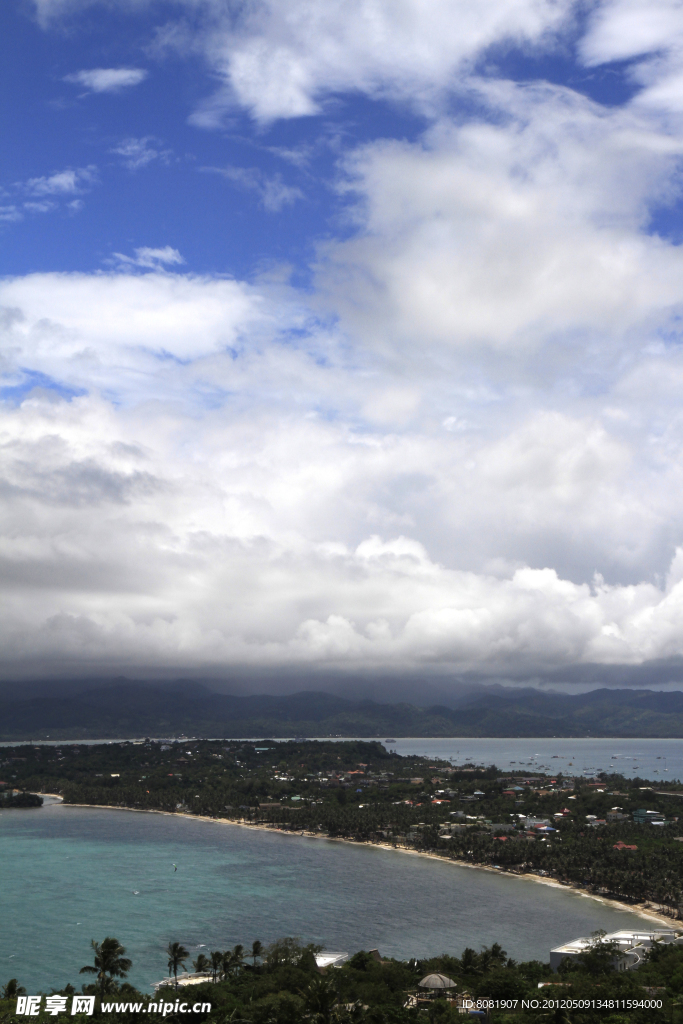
[[0, 272, 269, 381], [24, 201, 56, 214], [191, 0, 574, 123], [111, 137, 170, 170], [0, 205, 22, 222], [2, 258, 683, 679], [202, 165, 304, 211], [3, 379, 683, 679], [14, 0, 683, 683], [64, 67, 148, 93], [112, 246, 186, 269], [23, 166, 97, 197], [581, 2, 683, 117], [318, 83, 683, 359]]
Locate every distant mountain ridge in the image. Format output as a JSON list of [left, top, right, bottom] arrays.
[[2, 681, 683, 739]]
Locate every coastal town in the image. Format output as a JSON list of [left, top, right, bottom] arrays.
[[5, 740, 683, 1020], [3, 738, 683, 916]]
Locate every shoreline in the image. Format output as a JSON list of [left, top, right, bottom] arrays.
[[41, 795, 678, 931]]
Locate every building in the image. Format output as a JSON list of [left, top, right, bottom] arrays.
[[315, 952, 348, 969], [633, 809, 666, 825], [550, 931, 683, 973]]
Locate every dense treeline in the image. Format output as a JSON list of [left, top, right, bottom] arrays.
[[1, 931, 681, 1023]]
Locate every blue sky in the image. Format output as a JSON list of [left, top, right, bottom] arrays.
[[1, 1, 431, 280], [5, 0, 683, 688]]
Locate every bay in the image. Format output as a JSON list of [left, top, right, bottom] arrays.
[[380, 737, 683, 782], [0, 799, 651, 994]]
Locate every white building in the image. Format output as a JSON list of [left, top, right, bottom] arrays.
[[550, 930, 683, 972]]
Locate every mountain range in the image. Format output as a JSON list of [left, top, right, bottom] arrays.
[[3, 680, 683, 740]]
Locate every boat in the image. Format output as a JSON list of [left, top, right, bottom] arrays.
[[385, 738, 397, 744]]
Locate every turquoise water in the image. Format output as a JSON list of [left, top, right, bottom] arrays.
[[0, 800, 649, 994]]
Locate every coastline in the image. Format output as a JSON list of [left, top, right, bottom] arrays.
[[41, 795, 678, 930]]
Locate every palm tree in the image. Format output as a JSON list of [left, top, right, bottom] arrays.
[[250, 940, 263, 968], [166, 942, 189, 990], [209, 951, 223, 984], [221, 945, 244, 979], [302, 975, 337, 1024], [79, 938, 132, 998], [192, 953, 209, 976], [2, 979, 26, 999], [458, 948, 479, 975]]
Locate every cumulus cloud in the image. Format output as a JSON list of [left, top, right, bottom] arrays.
[[2, 253, 683, 681], [319, 83, 683, 360], [3, 380, 683, 680], [0, 271, 264, 374], [12, 0, 683, 683], [64, 67, 148, 93], [178, 0, 575, 123]]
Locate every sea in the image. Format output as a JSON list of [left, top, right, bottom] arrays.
[[379, 737, 683, 782], [1, 737, 680, 994]]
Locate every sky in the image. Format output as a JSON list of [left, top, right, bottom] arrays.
[[5, 0, 683, 689]]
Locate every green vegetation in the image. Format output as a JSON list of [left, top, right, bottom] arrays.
[[1, 932, 681, 1023], [4, 738, 683, 912], [0, 791, 42, 808]]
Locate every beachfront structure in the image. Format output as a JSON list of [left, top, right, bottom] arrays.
[[550, 931, 683, 973], [315, 952, 349, 969], [418, 973, 457, 990]]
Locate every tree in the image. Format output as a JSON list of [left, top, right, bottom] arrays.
[[167, 942, 189, 990], [302, 975, 337, 1024], [209, 951, 223, 984], [222, 945, 245, 978], [2, 979, 26, 999], [192, 953, 209, 975], [459, 948, 480, 975], [251, 940, 263, 968], [79, 938, 132, 998]]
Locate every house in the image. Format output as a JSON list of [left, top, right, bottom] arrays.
[[613, 841, 637, 851], [522, 816, 552, 829]]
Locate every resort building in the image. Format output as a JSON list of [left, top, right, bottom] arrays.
[[550, 931, 683, 973], [633, 809, 668, 825], [314, 952, 349, 969]]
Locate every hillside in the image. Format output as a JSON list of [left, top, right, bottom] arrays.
[[3, 680, 683, 739]]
